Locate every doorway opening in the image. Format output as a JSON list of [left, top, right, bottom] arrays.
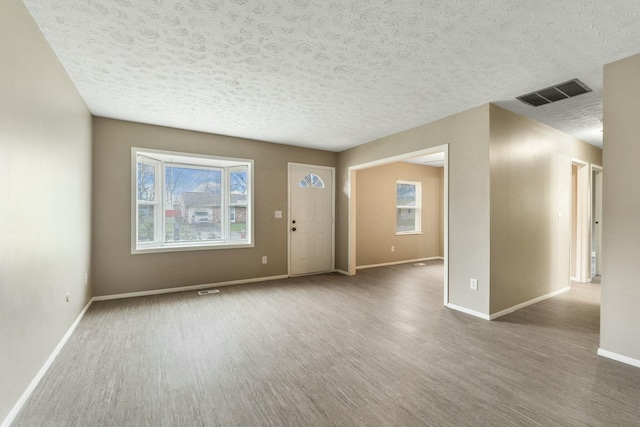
[[570, 159, 596, 284], [347, 144, 449, 305]]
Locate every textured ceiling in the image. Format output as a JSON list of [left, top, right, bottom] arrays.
[[23, 0, 640, 151], [404, 152, 445, 168]]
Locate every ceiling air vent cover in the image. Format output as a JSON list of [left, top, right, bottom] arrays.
[[517, 79, 591, 107]]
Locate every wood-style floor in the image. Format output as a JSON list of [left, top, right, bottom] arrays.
[[13, 261, 640, 426]]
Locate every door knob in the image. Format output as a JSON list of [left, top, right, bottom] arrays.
[[292, 227, 297, 232]]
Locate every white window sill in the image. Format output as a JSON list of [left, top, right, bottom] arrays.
[[395, 231, 423, 236], [132, 241, 254, 254]]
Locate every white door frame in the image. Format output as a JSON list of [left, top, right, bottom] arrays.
[[571, 158, 591, 283], [287, 163, 336, 277], [590, 164, 603, 278], [347, 144, 449, 305]]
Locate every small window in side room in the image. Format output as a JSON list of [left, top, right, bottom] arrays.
[[396, 181, 422, 234]]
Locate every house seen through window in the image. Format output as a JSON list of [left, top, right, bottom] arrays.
[[133, 148, 252, 252]]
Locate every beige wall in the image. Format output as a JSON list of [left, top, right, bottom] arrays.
[[488, 105, 602, 314], [356, 162, 443, 266], [91, 118, 337, 296], [601, 53, 640, 361], [0, 0, 92, 422], [338, 105, 491, 315], [339, 104, 602, 317]]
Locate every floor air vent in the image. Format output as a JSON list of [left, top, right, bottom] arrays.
[[517, 79, 591, 107], [198, 289, 220, 295]]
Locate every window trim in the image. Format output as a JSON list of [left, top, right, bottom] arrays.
[[131, 147, 254, 254], [395, 180, 422, 235], [135, 154, 162, 246]]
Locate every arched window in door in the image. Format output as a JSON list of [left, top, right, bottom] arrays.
[[299, 173, 325, 189]]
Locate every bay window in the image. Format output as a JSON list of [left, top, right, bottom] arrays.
[[132, 148, 253, 253]]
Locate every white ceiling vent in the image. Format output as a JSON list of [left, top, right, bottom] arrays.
[[517, 79, 592, 107]]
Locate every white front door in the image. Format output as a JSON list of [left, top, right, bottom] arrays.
[[289, 164, 334, 276]]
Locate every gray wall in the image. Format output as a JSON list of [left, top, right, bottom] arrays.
[[337, 105, 491, 315], [356, 162, 443, 266], [0, 0, 92, 422], [488, 105, 602, 314], [601, 53, 640, 361], [91, 118, 337, 296]]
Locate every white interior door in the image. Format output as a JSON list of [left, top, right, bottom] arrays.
[[289, 164, 334, 276]]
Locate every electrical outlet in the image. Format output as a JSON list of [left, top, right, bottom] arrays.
[[470, 278, 478, 291], [262, 256, 268, 264], [275, 211, 282, 219], [391, 245, 395, 252], [84, 273, 88, 285]]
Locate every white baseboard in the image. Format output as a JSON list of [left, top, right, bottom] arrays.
[[598, 348, 640, 368], [489, 286, 570, 320], [446, 303, 491, 320], [333, 269, 353, 276], [92, 274, 289, 301], [356, 257, 444, 270], [447, 286, 572, 321], [1, 298, 94, 427]]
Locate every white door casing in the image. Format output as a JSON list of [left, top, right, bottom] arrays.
[[572, 159, 591, 283], [288, 164, 335, 276], [592, 165, 603, 277]]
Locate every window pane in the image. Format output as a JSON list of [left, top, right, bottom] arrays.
[[397, 183, 416, 206], [299, 173, 325, 188], [164, 166, 222, 242], [397, 208, 416, 232], [230, 169, 248, 203], [138, 205, 155, 242], [137, 162, 156, 201], [229, 206, 247, 241]]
